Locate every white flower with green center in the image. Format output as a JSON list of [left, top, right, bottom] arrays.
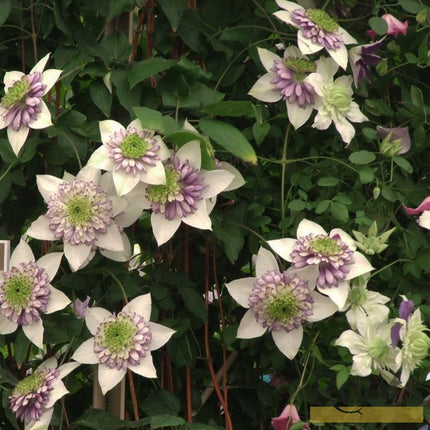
[[306, 57, 368, 144], [268, 219, 374, 309], [0, 53, 62, 155], [273, 1, 357, 70], [226, 247, 337, 359], [87, 119, 171, 196], [26, 166, 144, 272], [72, 294, 175, 395], [140, 141, 235, 246], [9, 356, 79, 430], [0, 239, 68, 349], [335, 317, 400, 381]]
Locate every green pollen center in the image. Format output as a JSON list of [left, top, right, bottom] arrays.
[[103, 317, 136, 354], [368, 338, 389, 360], [66, 197, 92, 226], [146, 166, 181, 204], [3, 274, 33, 310], [284, 58, 316, 80], [410, 331, 430, 359], [266, 290, 299, 322], [306, 9, 339, 32], [1, 77, 30, 108], [14, 371, 45, 395], [348, 287, 367, 306], [120, 133, 149, 159], [325, 84, 352, 111], [310, 237, 341, 255]]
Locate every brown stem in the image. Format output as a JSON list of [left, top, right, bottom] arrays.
[[127, 369, 140, 420], [20, 0, 26, 73], [186, 366, 193, 422], [30, 0, 38, 62], [145, 0, 156, 87], [61, 397, 71, 430], [130, 5, 146, 62]]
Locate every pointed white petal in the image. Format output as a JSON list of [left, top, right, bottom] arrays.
[[87, 146, 115, 171], [335, 330, 366, 354], [216, 162, 245, 191], [305, 72, 324, 96], [26, 215, 56, 240], [99, 232, 131, 262], [58, 361, 81, 378], [98, 365, 126, 395], [151, 213, 181, 246], [273, 10, 296, 26], [129, 353, 157, 378], [351, 354, 372, 376], [272, 326, 303, 359], [330, 228, 356, 250], [72, 338, 98, 364], [155, 136, 171, 161], [41, 69, 62, 93], [286, 102, 313, 130], [257, 47, 281, 72], [0, 315, 17, 334], [141, 161, 166, 185], [237, 309, 266, 339], [46, 379, 68, 408], [298, 32, 324, 55], [283, 45, 303, 58], [334, 116, 355, 144], [3, 71, 25, 90], [339, 27, 357, 45], [99, 120, 124, 145], [36, 174, 64, 202], [328, 44, 348, 70], [0, 106, 7, 129], [123, 294, 152, 321], [297, 219, 327, 237], [30, 53, 50, 74], [10, 239, 35, 267], [177, 140, 201, 169], [23, 319, 44, 349], [200, 169, 234, 198], [287, 265, 319, 288], [346, 102, 368, 123], [64, 242, 92, 272], [45, 286, 70, 313], [148, 322, 175, 351], [86, 307, 112, 335], [275, 0, 302, 13], [319, 281, 349, 309], [96, 225, 125, 252], [346, 252, 374, 279], [267, 238, 296, 262], [225, 277, 255, 308], [27, 408, 54, 430], [37, 252, 62, 281], [183, 200, 212, 230], [248, 74, 282, 103], [112, 169, 139, 196], [29, 101, 52, 129], [7, 126, 29, 155], [315, 57, 338, 81], [76, 165, 101, 183], [419, 211, 430, 229], [307, 291, 337, 322], [312, 111, 332, 130], [38, 356, 57, 371], [255, 247, 278, 277]]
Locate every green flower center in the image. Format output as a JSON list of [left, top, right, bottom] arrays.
[[348, 287, 367, 306], [13, 370, 45, 395], [100, 316, 137, 354], [325, 84, 352, 112], [146, 166, 181, 204], [120, 133, 149, 159], [1, 77, 30, 108], [409, 330, 430, 360], [368, 338, 389, 360], [306, 9, 339, 32], [310, 237, 341, 255], [284, 58, 316, 81], [265, 290, 299, 324], [66, 197, 92, 226], [3, 274, 33, 310]]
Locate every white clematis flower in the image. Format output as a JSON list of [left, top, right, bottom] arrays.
[[26, 165, 143, 272], [226, 247, 337, 359], [0, 239, 68, 349], [306, 57, 368, 144], [0, 53, 62, 155], [71, 294, 175, 395], [87, 119, 171, 196], [268, 219, 374, 309]]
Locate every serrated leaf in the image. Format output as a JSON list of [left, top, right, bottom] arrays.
[[129, 58, 177, 88], [349, 150, 376, 165]]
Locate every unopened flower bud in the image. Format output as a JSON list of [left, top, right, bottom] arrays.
[[416, 8, 427, 25], [376, 59, 388, 76]]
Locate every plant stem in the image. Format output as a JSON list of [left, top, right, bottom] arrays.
[[281, 124, 291, 235], [106, 269, 128, 303]]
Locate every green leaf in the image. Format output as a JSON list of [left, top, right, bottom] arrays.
[[89, 81, 112, 117], [0, 174, 11, 205], [213, 221, 244, 263], [158, 0, 187, 31], [349, 150, 376, 165], [133, 107, 168, 134], [358, 166, 375, 184], [178, 286, 208, 322], [142, 390, 181, 416], [199, 118, 257, 164], [315, 199, 330, 214], [201, 101, 258, 118], [129, 58, 177, 89], [317, 177, 340, 187], [0, 0, 12, 26], [368, 17, 388, 35], [177, 10, 205, 54], [14, 330, 31, 364], [393, 155, 413, 173], [335, 368, 349, 389], [288, 199, 306, 211], [100, 31, 132, 63], [106, 0, 135, 21], [0, 139, 18, 163], [252, 122, 270, 145], [330, 201, 349, 223], [399, 0, 425, 13]]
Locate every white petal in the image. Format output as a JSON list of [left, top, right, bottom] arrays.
[[129, 353, 157, 378], [330, 228, 356, 250], [86, 307, 112, 335], [351, 354, 372, 376], [77, 165, 101, 183], [123, 294, 152, 321], [304, 72, 324, 96], [71, 338, 98, 363], [29, 101, 52, 129], [99, 120, 124, 145], [183, 200, 212, 230], [27, 408, 54, 430], [10, 239, 35, 267], [98, 365, 126, 395], [255, 247, 278, 277], [272, 326, 303, 359], [40, 69, 62, 94], [112, 169, 140, 196], [36, 174, 64, 202], [30, 53, 50, 74], [248, 74, 282, 103], [177, 140, 201, 169], [312, 111, 332, 130], [7, 126, 29, 155], [23, 319, 44, 349], [151, 213, 181, 246], [45, 286, 70, 313], [287, 265, 319, 288], [315, 57, 338, 81], [46, 379, 68, 408], [154, 136, 171, 161], [319, 281, 349, 309], [297, 219, 327, 237], [286, 102, 313, 130], [26, 215, 56, 240], [273, 10, 296, 26], [217, 162, 245, 191], [275, 0, 302, 13], [58, 361, 81, 379], [96, 224, 125, 252], [87, 146, 115, 171], [327, 44, 348, 70], [37, 252, 62, 281], [334, 116, 355, 144], [3, 71, 25, 90], [237, 309, 266, 339], [0, 106, 7, 129], [419, 211, 430, 229], [200, 169, 234, 199], [298, 32, 324, 55], [308, 291, 337, 322], [335, 330, 366, 354], [225, 277, 255, 308], [346, 102, 368, 123], [100, 232, 131, 262], [64, 242, 92, 272], [268, 238, 296, 262], [257, 47, 281, 72], [346, 252, 374, 280], [0, 315, 18, 334], [148, 322, 175, 351], [339, 26, 357, 45], [140, 161, 167, 185]]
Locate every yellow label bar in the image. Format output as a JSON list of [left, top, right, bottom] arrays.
[[310, 406, 423, 423]]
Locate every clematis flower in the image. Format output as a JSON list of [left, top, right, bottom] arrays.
[[9, 357, 79, 430], [140, 140, 235, 246], [272, 404, 309, 430], [273, 1, 357, 70], [382, 14, 408, 37], [0, 239, 69, 349], [71, 294, 175, 395], [87, 119, 171, 196], [403, 196, 430, 230], [268, 219, 374, 309], [71, 296, 91, 319], [0, 53, 62, 155], [26, 166, 143, 272], [306, 57, 368, 144], [377, 125, 411, 156], [348, 39, 384, 87], [335, 316, 400, 381], [249, 46, 318, 129], [226, 247, 337, 359]]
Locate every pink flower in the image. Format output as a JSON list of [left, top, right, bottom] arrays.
[[383, 14, 408, 37], [403, 197, 430, 230], [271, 404, 309, 430]]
